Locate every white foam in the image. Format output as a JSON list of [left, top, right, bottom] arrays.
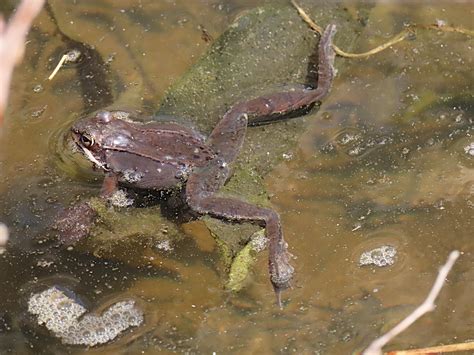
[[28, 287, 143, 346]]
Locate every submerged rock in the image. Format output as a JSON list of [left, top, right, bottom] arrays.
[[64, 3, 360, 290], [28, 286, 143, 346], [82, 197, 182, 258]]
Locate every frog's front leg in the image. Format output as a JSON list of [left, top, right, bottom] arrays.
[[99, 173, 119, 199], [54, 174, 118, 244]]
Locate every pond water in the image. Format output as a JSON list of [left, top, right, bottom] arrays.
[[0, 0, 472, 353]]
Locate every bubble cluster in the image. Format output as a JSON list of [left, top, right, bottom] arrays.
[[155, 239, 173, 251], [111, 110, 132, 121], [122, 169, 144, 183], [65, 49, 82, 63], [32, 84, 43, 93], [464, 142, 474, 157], [28, 287, 143, 346], [250, 232, 268, 252], [110, 189, 134, 207], [359, 245, 397, 267]]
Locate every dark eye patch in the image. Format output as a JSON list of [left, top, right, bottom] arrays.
[[80, 134, 94, 148]]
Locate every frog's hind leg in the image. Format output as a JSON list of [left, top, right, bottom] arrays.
[[191, 24, 337, 305], [185, 160, 293, 306], [206, 24, 337, 160]]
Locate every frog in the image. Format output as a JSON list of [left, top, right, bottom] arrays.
[[56, 24, 337, 306]]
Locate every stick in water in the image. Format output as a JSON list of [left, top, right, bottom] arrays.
[[363, 250, 460, 355], [0, 0, 45, 127]]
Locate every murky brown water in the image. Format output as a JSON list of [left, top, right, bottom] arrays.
[[0, 0, 472, 353]]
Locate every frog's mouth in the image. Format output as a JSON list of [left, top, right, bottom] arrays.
[[71, 132, 110, 172], [79, 145, 110, 172]]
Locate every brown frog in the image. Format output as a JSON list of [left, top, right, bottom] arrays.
[[57, 24, 337, 305]]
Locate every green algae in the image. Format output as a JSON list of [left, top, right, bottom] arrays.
[[225, 230, 267, 292], [84, 197, 181, 257]]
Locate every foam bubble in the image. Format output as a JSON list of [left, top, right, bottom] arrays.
[[464, 142, 474, 156], [28, 287, 143, 346], [250, 232, 268, 253], [122, 169, 144, 183], [359, 245, 397, 267], [110, 189, 134, 207], [155, 239, 173, 251]]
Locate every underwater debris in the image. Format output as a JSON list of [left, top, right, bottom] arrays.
[[359, 245, 397, 267], [28, 286, 143, 346]]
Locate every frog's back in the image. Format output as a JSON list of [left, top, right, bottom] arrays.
[[107, 121, 215, 190], [126, 122, 215, 167]]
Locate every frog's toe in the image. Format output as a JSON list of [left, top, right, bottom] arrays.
[[270, 252, 295, 291], [271, 256, 294, 308], [53, 202, 97, 245]]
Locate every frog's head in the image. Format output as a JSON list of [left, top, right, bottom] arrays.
[[71, 110, 134, 171]]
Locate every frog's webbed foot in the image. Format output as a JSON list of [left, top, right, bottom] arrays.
[[270, 241, 295, 308], [53, 175, 117, 245], [53, 201, 97, 245], [270, 246, 294, 289]]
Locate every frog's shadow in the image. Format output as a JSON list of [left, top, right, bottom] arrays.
[[123, 186, 196, 223]]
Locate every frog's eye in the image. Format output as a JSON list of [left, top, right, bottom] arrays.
[[80, 134, 94, 148]]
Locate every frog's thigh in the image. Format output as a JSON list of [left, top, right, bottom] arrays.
[[186, 161, 293, 296], [185, 161, 278, 231], [187, 186, 276, 227], [186, 169, 283, 278]]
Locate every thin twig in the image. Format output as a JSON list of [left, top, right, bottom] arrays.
[[333, 30, 411, 58], [387, 340, 474, 354], [0, 223, 8, 253], [290, 0, 473, 59], [0, 0, 45, 127], [48, 54, 68, 80], [290, 0, 322, 33], [363, 250, 461, 355], [290, 0, 411, 58], [423, 23, 474, 37]]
